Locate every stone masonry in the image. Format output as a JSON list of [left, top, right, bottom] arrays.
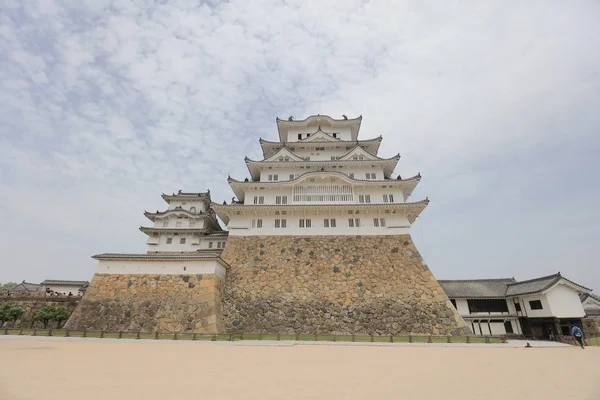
[[220, 235, 470, 335], [0, 297, 80, 329], [65, 273, 223, 333]]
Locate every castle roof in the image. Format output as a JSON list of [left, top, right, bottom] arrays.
[[92, 253, 231, 268], [259, 136, 382, 158], [139, 227, 213, 235], [227, 172, 421, 202], [143, 207, 212, 222], [161, 191, 211, 204], [212, 199, 429, 225], [276, 115, 362, 142], [244, 154, 400, 180], [40, 280, 89, 287]]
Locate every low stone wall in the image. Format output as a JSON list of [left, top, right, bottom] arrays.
[[65, 274, 223, 333], [220, 235, 469, 335], [0, 297, 80, 329]]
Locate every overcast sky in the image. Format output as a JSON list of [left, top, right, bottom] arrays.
[[1, 1, 599, 291]]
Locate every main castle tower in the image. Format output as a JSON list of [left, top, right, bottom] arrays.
[[214, 115, 468, 335]]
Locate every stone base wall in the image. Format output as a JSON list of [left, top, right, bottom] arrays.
[[65, 274, 223, 333], [0, 297, 80, 329], [583, 316, 600, 337], [220, 235, 469, 335]]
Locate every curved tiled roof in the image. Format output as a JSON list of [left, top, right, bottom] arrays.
[[40, 280, 89, 286], [227, 171, 421, 185], [438, 279, 517, 299]]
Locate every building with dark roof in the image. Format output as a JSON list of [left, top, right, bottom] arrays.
[[439, 273, 591, 339]]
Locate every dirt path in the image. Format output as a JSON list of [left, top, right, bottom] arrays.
[[0, 338, 598, 400]]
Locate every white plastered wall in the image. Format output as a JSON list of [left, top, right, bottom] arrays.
[[96, 259, 227, 277], [545, 283, 586, 318]]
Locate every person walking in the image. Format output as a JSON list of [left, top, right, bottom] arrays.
[[571, 325, 585, 349]]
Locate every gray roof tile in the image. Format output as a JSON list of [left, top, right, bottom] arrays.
[[438, 279, 516, 299]]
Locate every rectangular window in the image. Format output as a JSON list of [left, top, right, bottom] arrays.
[[299, 219, 311, 228], [514, 302, 521, 312], [275, 219, 280, 228], [253, 196, 258, 205], [166, 238, 173, 244], [274, 174, 278, 181], [365, 195, 370, 203], [529, 300, 543, 310], [298, 134, 302, 140], [450, 299, 457, 309], [504, 321, 514, 334], [324, 219, 329, 228], [282, 196, 287, 204], [268, 175, 273, 181], [333, 133, 337, 138], [383, 194, 388, 203], [281, 219, 286, 228], [162, 222, 168, 227], [306, 219, 311, 228], [348, 218, 354, 227], [331, 219, 336, 228], [176, 222, 182, 227], [208, 241, 213, 248], [299, 219, 305, 228], [216, 241, 221, 248], [365, 173, 376, 179], [221, 242, 226, 248], [180, 238, 186, 244], [276, 196, 281, 205], [355, 218, 360, 227], [373, 218, 379, 227], [467, 299, 509, 313], [289, 174, 295, 180], [359, 195, 365, 203], [257, 219, 263, 228], [259, 196, 264, 204], [349, 173, 354, 179], [389, 194, 394, 202], [331, 156, 336, 161]]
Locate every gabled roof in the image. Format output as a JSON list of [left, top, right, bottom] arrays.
[[8, 281, 42, 292], [438, 279, 517, 299], [276, 115, 362, 142], [40, 280, 89, 287], [505, 273, 590, 296], [297, 129, 341, 142], [263, 147, 305, 162], [143, 207, 210, 222], [337, 146, 385, 161], [161, 191, 211, 204]]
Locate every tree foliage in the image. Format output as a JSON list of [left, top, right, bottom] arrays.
[[0, 282, 19, 290], [0, 304, 25, 326], [32, 306, 70, 329]]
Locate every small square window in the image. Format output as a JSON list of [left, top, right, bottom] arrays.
[[373, 218, 379, 227], [166, 238, 173, 244], [257, 219, 263, 228], [298, 134, 302, 140], [380, 218, 386, 227], [324, 219, 329, 228], [529, 300, 543, 310], [180, 238, 186, 244], [208, 242, 213, 248], [289, 174, 295, 180]]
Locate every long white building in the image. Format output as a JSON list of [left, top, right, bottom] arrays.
[[213, 115, 428, 236]]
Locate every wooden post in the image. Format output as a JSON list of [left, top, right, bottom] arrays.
[[277, 333, 280, 341], [467, 336, 471, 344], [230, 334, 234, 341], [19, 329, 23, 335], [83, 330, 87, 338], [485, 336, 490, 344], [408, 335, 412, 343], [314, 334, 317, 341], [427, 335, 432, 343], [258, 333, 262, 341], [118, 331, 122, 339], [447, 335, 451, 343], [174, 332, 178, 340], [66, 329, 70, 337], [100, 330, 104, 338]]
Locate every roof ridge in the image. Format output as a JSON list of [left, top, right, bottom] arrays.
[[507, 273, 561, 286], [438, 278, 515, 282]]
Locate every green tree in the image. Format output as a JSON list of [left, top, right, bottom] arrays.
[[0, 304, 24, 327], [53, 307, 70, 327], [0, 282, 19, 290], [32, 306, 70, 329]]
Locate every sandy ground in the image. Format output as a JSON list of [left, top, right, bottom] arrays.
[[0, 338, 598, 400]]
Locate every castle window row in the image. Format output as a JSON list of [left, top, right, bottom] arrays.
[[249, 218, 386, 229], [247, 194, 397, 205], [208, 241, 227, 249], [162, 221, 197, 227]]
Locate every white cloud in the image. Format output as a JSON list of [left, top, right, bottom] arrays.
[[0, 0, 599, 290]]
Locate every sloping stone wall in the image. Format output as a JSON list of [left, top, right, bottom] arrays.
[[583, 316, 600, 337], [0, 297, 80, 329], [220, 235, 469, 335], [65, 274, 223, 333]]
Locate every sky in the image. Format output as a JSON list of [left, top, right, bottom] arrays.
[[1, 0, 599, 291]]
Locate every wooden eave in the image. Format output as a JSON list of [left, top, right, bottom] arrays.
[[161, 192, 211, 204], [143, 209, 211, 222], [139, 227, 213, 236]]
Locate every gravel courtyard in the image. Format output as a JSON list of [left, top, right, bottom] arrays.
[[0, 337, 598, 400]]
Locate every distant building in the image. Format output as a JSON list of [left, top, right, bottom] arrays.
[[40, 280, 89, 296], [6, 281, 42, 294], [439, 273, 590, 339]]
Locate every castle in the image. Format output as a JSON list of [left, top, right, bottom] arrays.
[[66, 115, 469, 335]]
